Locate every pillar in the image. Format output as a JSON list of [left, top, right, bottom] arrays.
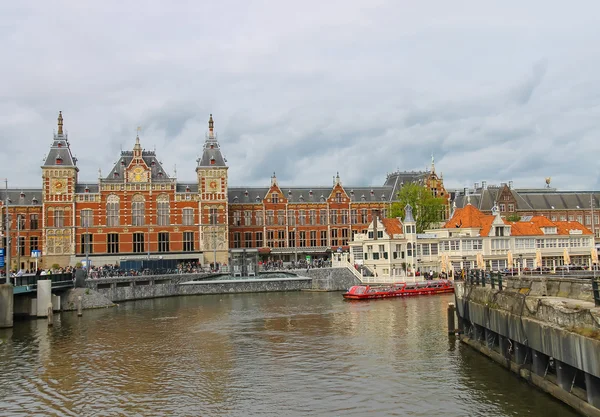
[[51, 294, 61, 311], [585, 373, 600, 408], [514, 342, 530, 366], [556, 360, 577, 392], [0, 284, 14, 328], [532, 350, 549, 376], [37, 279, 52, 318]]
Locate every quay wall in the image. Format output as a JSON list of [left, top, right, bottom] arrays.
[[455, 276, 600, 417]]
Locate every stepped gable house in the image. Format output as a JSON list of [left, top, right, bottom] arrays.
[[0, 112, 449, 271]]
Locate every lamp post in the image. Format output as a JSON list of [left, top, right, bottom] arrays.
[[294, 227, 298, 265], [519, 254, 523, 276], [85, 222, 90, 277], [147, 222, 151, 261], [2, 178, 10, 283]]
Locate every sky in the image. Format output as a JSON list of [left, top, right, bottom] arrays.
[[1, 0, 600, 191]]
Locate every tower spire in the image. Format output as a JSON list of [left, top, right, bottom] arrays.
[[431, 153, 435, 173], [208, 114, 214, 137], [57, 111, 63, 135]]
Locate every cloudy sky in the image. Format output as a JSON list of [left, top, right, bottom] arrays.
[[1, 1, 600, 191]]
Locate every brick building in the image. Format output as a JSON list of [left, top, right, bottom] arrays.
[[0, 112, 449, 271]]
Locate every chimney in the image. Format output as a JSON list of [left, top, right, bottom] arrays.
[[482, 181, 487, 189], [372, 209, 380, 240], [508, 180, 513, 189], [474, 182, 479, 190]]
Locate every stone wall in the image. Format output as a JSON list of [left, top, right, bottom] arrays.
[[302, 267, 361, 291], [60, 288, 115, 311]]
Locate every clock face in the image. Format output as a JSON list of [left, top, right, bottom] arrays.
[[130, 166, 146, 183], [209, 180, 218, 192], [52, 179, 64, 193]]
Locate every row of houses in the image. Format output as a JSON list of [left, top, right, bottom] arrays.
[[349, 203, 598, 279]]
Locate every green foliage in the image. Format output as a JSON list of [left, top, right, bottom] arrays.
[[75, 262, 83, 268], [51, 263, 60, 271], [506, 214, 521, 222], [389, 183, 446, 233]]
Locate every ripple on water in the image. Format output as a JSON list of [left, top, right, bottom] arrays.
[[0, 293, 581, 417]]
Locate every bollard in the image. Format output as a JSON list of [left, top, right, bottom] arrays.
[[498, 272, 503, 291], [48, 304, 54, 327], [447, 302, 456, 335], [481, 271, 486, 288], [491, 272, 496, 289], [77, 296, 83, 317]]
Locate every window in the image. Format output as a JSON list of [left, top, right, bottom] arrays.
[[18, 236, 25, 256], [341, 210, 348, 224], [183, 231, 194, 251], [158, 232, 169, 252], [133, 233, 145, 253], [300, 231, 306, 247], [299, 210, 307, 226], [266, 210, 274, 226], [17, 214, 25, 230], [107, 233, 119, 253], [54, 209, 64, 227], [256, 211, 264, 226], [30, 236, 39, 251], [336, 192, 342, 202], [183, 208, 194, 226], [272, 193, 279, 203], [132, 195, 145, 226], [277, 210, 285, 226], [407, 243, 412, 257], [568, 215, 574, 221], [330, 210, 338, 225], [351, 210, 357, 224], [277, 230, 285, 247], [288, 230, 296, 248], [80, 233, 93, 254], [233, 211, 241, 226], [30, 214, 39, 230], [422, 244, 430, 256], [450, 240, 460, 251], [586, 215, 592, 225], [320, 210, 327, 225], [288, 210, 296, 226], [320, 230, 327, 246], [233, 232, 241, 249], [209, 208, 218, 225], [244, 211, 252, 226], [508, 204, 514, 212], [256, 232, 263, 248], [495, 227, 505, 237], [341, 228, 349, 245], [309, 210, 316, 225], [431, 243, 439, 255], [331, 229, 338, 246], [81, 209, 93, 227], [515, 238, 535, 250], [157, 195, 170, 226], [267, 230, 275, 248], [577, 215, 583, 224], [491, 239, 510, 250], [107, 194, 120, 227], [310, 231, 317, 246], [244, 232, 252, 248], [360, 209, 368, 224], [499, 204, 506, 212]]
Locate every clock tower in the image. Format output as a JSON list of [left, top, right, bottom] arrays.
[[196, 114, 229, 266], [41, 111, 79, 267]]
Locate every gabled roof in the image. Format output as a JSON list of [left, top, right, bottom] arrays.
[[381, 218, 403, 236], [228, 186, 392, 204], [0, 189, 43, 206], [105, 149, 171, 182]]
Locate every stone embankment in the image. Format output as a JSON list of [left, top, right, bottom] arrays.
[[83, 268, 358, 303], [455, 275, 600, 417], [61, 288, 115, 311]]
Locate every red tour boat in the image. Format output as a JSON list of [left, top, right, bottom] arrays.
[[343, 280, 454, 300]]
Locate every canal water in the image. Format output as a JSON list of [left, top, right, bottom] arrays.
[[0, 292, 579, 417]]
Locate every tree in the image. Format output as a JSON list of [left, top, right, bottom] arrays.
[[389, 183, 446, 233], [506, 214, 521, 222]]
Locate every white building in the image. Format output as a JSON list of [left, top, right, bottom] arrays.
[[349, 203, 597, 280]]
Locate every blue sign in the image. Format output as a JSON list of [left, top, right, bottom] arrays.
[[0, 248, 4, 267], [31, 250, 41, 258]]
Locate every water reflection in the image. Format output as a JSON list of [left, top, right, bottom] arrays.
[[0, 292, 579, 417]]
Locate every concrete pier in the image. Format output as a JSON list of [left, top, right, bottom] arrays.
[[0, 284, 14, 328], [455, 276, 600, 417], [36, 280, 51, 318]]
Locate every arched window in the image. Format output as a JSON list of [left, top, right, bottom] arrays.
[[132, 194, 145, 226], [182, 208, 194, 226], [157, 194, 170, 226], [407, 242, 413, 257], [106, 195, 120, 227]]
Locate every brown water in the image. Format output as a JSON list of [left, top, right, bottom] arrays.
[[0, 292, 579, 417]]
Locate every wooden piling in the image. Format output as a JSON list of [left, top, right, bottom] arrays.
[[47, 304, 54, 327], [447, 302, 456, 335]]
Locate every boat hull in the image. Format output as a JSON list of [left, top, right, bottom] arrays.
[[343, 281, 454, 300]]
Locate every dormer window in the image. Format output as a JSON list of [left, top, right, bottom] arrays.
[[85, 186, 89, 193], [381, 194, 386, 201], [361, 195, 366, 201], [56, 156, 63, 165], [57, 142, 63, 148], [244, 190, 249, 197], [158, 172, 163, 178], [299, 195, 304, 202], [113, 172, 119, 178], [495, 227, 505, 237], [121, 160, 125, 166], [309, 190, 313, 196], [151, 160, 156, 167], [210, 157, 215, 165], [32, 197, 38, 204], [20, 192, 25, 198], [370, 189, 374, 196], [233, 196, 239, 203], [255, 196, 261, 202], [210, 144, 214, 149], [186, 185, 190, 192], [272, 193, 279, 204], [320, 195, 326, 202], [543, 227, 557, 235]]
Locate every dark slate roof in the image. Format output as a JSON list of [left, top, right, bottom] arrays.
[[105, 149, 171, 182], [176, 184, 199, 193], [228, 186, 393, 204], [383, 171, 428, 198], [43, 132, 77, 168], [453, 185, 600, 211], [197, 134, 227, 168], [75, 184, 100, 194], [0, 189, 43, 206]]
